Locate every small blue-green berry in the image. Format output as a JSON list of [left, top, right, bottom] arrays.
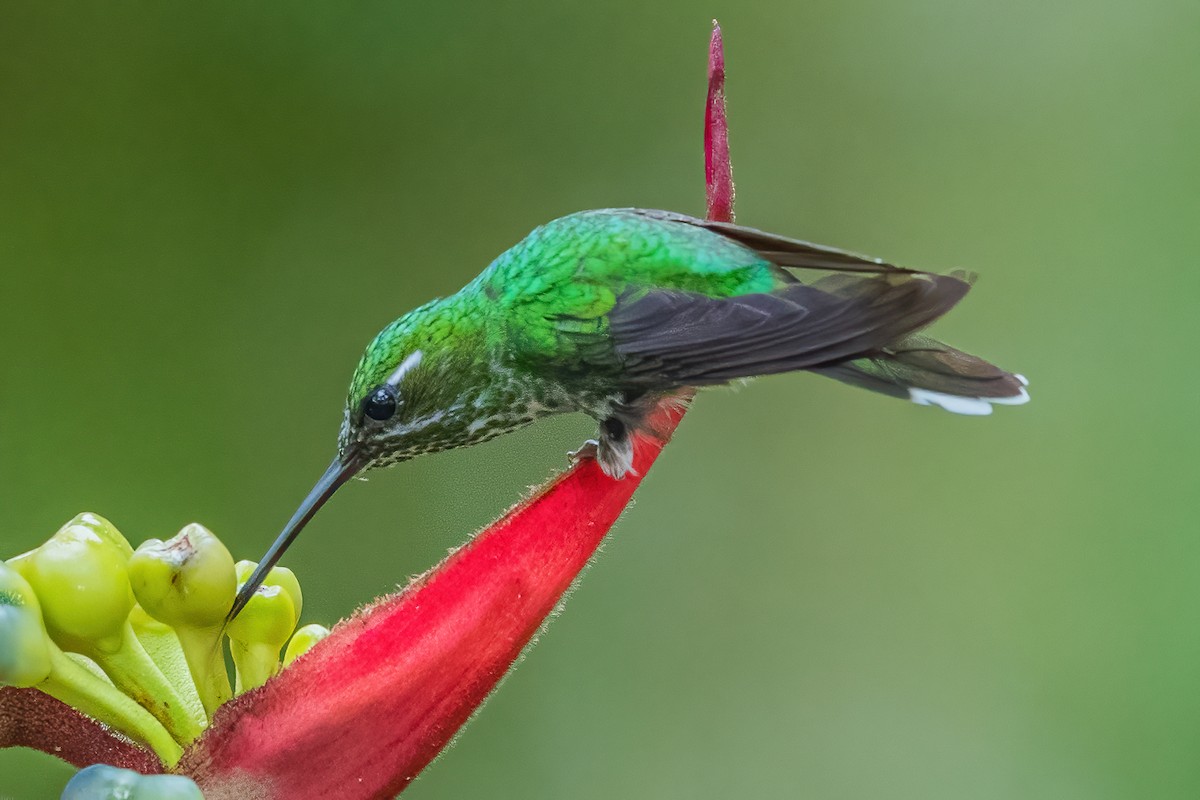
[[61, 764, 204, 800]]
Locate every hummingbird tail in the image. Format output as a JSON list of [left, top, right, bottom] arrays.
[[811, 333, 1029, 415]]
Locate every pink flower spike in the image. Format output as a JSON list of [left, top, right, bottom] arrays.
[[705, 21, 735, 224]]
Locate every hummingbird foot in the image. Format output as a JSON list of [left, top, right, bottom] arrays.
[[595, 416, 637, 480], [567, 418, 637, 479], [568, 439, 600, 465]]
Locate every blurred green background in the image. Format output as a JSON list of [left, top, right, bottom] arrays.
[[1, 1, 1196, 798]]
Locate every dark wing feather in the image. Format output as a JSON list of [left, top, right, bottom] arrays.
[[630, 209, 922, 274], [609, 272, 971, 386]]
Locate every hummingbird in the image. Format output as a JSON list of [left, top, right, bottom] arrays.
[[230, 208, 1027, 618]]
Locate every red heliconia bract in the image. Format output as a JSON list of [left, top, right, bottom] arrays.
[[0, 22, 735, 800], [182, 401, 689, 799], [706, 22, 735, 224]]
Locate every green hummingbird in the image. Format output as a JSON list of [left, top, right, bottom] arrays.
[[230, 208, 1027, 617]]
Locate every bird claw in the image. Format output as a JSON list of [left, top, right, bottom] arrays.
[[568, 439, 600, 465], [569, 437, 637, 480], [570, 432, 638, 479]]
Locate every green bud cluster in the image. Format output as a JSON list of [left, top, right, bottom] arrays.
[[2, 513, 330, 769]]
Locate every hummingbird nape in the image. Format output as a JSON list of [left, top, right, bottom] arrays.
[[228, 209, 1029, 621]]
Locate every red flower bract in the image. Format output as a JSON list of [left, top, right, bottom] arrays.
[[182, 401, 690, 799], [0, 22, 735, 800], [705, 22, 735, 224]]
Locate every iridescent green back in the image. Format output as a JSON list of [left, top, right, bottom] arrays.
[[473, 208, 785, 369]]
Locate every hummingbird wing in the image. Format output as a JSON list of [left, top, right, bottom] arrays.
[[629, 209, 927, 275], [606, 271, 971, 386]]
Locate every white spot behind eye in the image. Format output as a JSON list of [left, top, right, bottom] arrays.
[[387, 350, 424, 388]]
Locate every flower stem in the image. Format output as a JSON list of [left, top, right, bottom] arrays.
[[129, 606, 208, 726], [174, 624, 232, 718], [89, 621, 206, 745], [41, 644, 182, 766], [231, 641, 280, 694]]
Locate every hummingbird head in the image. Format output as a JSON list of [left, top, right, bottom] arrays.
[[230, 302, 483, 621], [337, 302, 490, 470], [338, 348, 427, 468]]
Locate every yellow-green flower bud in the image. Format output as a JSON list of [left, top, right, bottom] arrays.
[[5, 548, 33, 571], [282, 623, 331, 668], [131, 525, 236, 626], [64, 512, 135, 559], [0, 561, 53, 687], [129, 524, 235, 718], [16, 517, 135, 654], [236, 560, 303, 620], [227, 579, 299, 693]]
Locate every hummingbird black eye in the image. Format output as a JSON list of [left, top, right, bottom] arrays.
[[362, 385, 398, 422]]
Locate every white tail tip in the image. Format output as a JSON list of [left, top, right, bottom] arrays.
[[908, 381, 1030, 416]]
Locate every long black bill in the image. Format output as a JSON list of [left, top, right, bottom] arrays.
[[227, 453, 363, 621]]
